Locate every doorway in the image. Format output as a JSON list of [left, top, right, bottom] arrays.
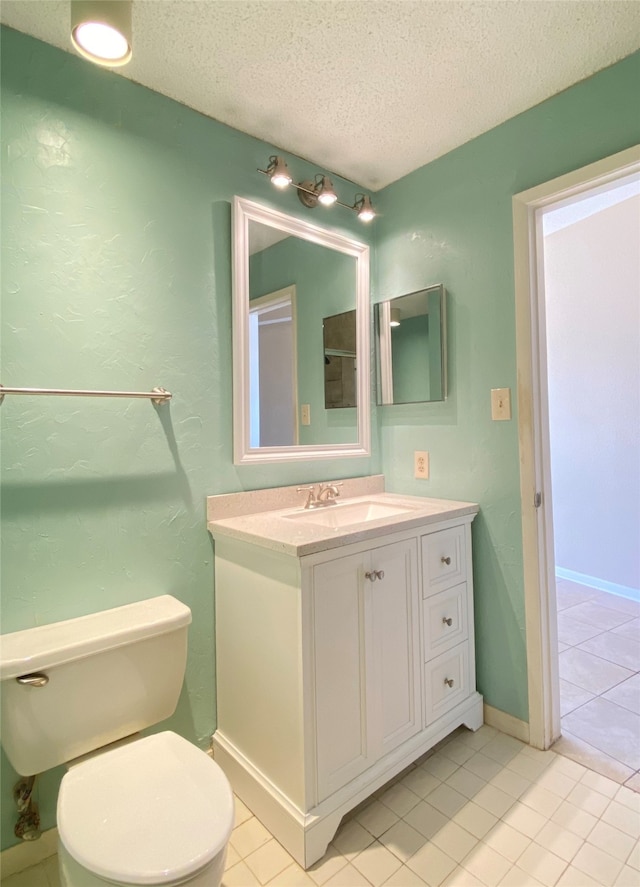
[[541, 179, 640, 786], [512, 145, 640, 769], [248, 285, 298, 447]]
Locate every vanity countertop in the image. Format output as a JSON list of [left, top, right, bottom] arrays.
[[207, 489, 478, 557]]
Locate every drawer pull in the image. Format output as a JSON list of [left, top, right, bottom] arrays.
[[365, 570, 385, 582], [441, 556, 452, 565], [442, 616, 453, 626], [444, 677, 455, 688]]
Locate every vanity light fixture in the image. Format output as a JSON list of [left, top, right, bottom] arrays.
[[390, 308, 401, 327], [258, 156, 375, 222], [70, 0, 133, 67]]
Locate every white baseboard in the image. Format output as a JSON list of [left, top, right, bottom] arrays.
[[483, 703, 530, 744], [556, 567, 640, 603], [0, 827, 58, 879]]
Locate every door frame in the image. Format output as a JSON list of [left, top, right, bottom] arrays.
[[512, 144, 640, 749]]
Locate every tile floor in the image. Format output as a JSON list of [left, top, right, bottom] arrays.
[[4, 724, 640, 887], [555, 580, 640, 791]]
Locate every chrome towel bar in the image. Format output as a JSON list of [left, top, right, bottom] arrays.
[[0, 385, 171, 405]]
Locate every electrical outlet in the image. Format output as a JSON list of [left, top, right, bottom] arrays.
[[491, 388, 511, 421], [301, 404, 311, 426], [414, 451, 429, 479]]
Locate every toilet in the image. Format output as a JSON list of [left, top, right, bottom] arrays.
[[0, 596, 234, 887]]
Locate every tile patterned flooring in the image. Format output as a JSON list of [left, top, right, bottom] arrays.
[[4, 724, 640, 887], [555, 580, 640, 791]]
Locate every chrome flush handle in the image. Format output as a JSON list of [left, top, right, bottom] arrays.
[[16, 673, 49, 687]]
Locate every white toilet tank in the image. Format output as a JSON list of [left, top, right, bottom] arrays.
[[0, 596, 191, 776]]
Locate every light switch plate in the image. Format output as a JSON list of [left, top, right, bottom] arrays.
[[491, 388, 511, 420], [301, 404, 311, 426]]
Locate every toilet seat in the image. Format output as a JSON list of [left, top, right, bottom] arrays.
[[57, 731, 234, 886]]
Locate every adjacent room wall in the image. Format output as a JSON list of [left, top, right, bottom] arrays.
[[544, 195, 640, 595]]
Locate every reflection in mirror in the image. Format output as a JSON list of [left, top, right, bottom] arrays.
[[249, 285, 298, 446], [376, 285, 447, 405], [233, 197, 370, 464], [323, 310, 356, 409]]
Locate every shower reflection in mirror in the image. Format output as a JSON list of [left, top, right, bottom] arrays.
[[376, 285, 447, 405]]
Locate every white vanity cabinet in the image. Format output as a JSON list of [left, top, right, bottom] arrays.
[[208, 490, 482, 869]]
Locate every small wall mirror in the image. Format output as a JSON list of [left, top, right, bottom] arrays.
[[375, 285, 447, 405], [233, 197, 371, 464]]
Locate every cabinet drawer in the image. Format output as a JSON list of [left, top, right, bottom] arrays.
[[421, 525, 466, 595], [423, 583, 468, 661], [424, 643, 469, 724]]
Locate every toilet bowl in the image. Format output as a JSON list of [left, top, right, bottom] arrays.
[[0, 596, 234, 887], [57, 732, 234, 887]]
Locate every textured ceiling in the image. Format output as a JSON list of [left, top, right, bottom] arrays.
[[1, 1, 639, 189]]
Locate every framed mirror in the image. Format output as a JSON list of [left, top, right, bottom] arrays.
[[233, 197, 371, 464], [375, 285, 447, 405]]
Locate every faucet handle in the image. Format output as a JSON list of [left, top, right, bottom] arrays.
[[296, 485, 317, 509]]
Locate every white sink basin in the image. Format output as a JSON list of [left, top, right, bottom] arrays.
[[283, 499, 417, 529]]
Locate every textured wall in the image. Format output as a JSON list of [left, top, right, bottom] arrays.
[[0, 26, 375, 850], [374, 51, 640, 722]]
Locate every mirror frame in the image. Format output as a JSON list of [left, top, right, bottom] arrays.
[[232, 196, 371, 464]]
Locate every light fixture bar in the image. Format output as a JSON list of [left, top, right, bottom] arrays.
[[257, 157, 375, 222]]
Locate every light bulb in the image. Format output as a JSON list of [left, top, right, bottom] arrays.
[[73, 22, 129, 61], [390, 309, 401, 327], [356, 195, 375, 222], [268, 156, 292, 189], [70, 1, 132, 67], [316, 177, 338, 206]]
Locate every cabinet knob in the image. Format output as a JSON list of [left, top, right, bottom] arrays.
[[441, 556, 452, 565], [365, 570, 385, 582], [444, 677, 455, 688], [442, 616, 453, 626]]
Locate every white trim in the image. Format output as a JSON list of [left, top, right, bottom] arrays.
[[513, 145, 640, 750], [555, 568, 640, 603], [232, 197, 371, 464], [0, 827, 58, 878], [483, 703, 530, 744]]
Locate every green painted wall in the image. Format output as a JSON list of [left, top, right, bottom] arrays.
[[0, 26, 375, 850], [375, 50, 640, 722], [249, 237, 357, 444]]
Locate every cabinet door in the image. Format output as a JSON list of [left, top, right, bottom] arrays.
[[313, 553, 372, 802], [369, 539, 421, 758]]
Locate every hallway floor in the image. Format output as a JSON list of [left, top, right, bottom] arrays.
[[555, 579, 640, 792], [3, 724, 640, 887]]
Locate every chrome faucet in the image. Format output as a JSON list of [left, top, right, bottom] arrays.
[[296, 482, 343, 509], [316, 483, 342, 505]]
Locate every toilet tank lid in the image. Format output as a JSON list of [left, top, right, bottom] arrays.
[[0, 596, 191, 680]]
